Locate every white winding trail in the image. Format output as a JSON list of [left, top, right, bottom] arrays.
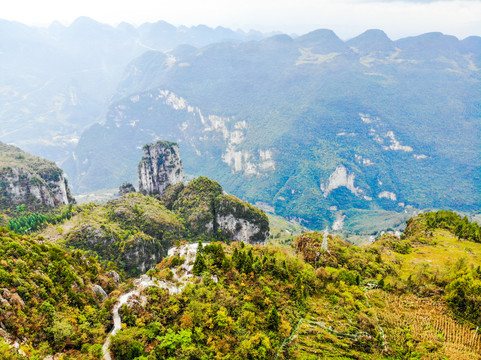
[[102, 243, 202, 360]]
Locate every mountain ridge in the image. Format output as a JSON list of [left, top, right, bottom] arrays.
[[63, 28, 480, 233]]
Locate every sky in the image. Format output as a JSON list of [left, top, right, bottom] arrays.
[[1, 0, 480, 39]]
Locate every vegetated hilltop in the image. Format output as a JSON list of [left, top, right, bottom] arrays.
[[39, 176, 268, 277], [102, 211, 481, 360], [0, 141, 75, 213], [65, 29, 481, 234]]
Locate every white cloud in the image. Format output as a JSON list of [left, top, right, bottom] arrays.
[[1, 0, 480, 39]]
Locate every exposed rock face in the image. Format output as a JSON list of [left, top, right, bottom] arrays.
[[320, 164, 362, 198], [107, 271, 121, 285], [92, 285, 108, 300], [215, 194, 269, 244], [0, 288, 25, 307], [0, 142, 75, 210], [138, 141, 184, 196]]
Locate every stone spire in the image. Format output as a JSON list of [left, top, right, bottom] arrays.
[[138, 140, 184, 195]]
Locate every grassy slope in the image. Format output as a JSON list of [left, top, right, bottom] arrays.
[[0, 142, 55, 170], [286, 215, 481, 359], [385, 228, 481, 279]]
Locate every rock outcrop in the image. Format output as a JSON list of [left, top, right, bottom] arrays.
[[214, 194, 269, 244], [320, 164, 362, 198], [165, 176, 269, 244], [0, 142, 75, 211], [138, 141, 184, 196]]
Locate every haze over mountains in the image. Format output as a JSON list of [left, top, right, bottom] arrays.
[[1, 17, 480, 233], [0, 17, 264, 162]]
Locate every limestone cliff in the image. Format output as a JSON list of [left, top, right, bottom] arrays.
[[0, 142, 75, 211], [214, 194, 269, 244], [138, 140, 184, 196]]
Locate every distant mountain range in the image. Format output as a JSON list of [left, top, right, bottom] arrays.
[[1, 18, 480, 232], [0, 17, 265, 162], [64, 27, 481, 231]]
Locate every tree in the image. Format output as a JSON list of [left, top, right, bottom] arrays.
[[267, 306, 280, 332], [192, 253, 206, 276], [110, 328, 145, 360]]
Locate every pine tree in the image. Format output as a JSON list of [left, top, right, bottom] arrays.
[[192, 253, 206, 276], [236, 250, 246, 272], [243, 253, 253, 274], [232, 247, 239, 268], [267, 306, 279, 331]]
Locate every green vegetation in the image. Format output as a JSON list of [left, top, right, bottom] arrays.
[[36, 178, 268, 276], [421, 210, 481, 243], [63, 193, 185, 277], [0, 227, 118, 359], [163, 176, 269, 243], [0, 142, 61, 177], [66, 31, 481, 235], [2, 195, 481, 360], [102, 212, 481, 359], [287, 213, 481, 359], [110, 241, 312, 359], [8, 205, 73, 234], [167, 176, 222, 238], [267, 212, 307, 245]]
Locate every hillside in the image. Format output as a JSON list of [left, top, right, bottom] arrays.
[[3, 204, 481, 359], [64, 29, 481, 233], [1, 130, 480, 360], [38, 177, 268, 276], [0, 227, 120, 359], [98, 211, 481, 360], [0, 142, 75, 212]]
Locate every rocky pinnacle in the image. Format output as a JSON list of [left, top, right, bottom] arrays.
[[138, 140, 184, 195]]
